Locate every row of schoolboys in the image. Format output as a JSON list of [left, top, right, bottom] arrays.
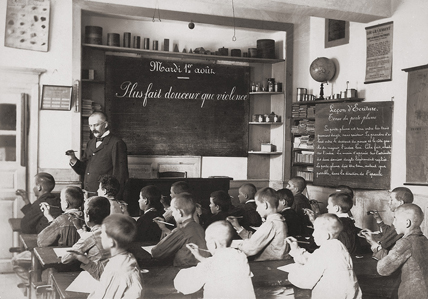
[[12, 172, 428, 298]]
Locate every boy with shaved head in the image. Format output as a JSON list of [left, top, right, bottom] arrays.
[[174, 221, 255, 299], [286, 214, 362, 299], [228, 187, 288, 261], [152, 192, 209, 267], [236, 183, 262, 230], [377, 204, 428, 298]]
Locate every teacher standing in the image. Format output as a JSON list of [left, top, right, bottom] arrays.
[[68, 111, 128, 199]]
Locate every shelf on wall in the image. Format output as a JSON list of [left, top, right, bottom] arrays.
[[291, 117, 315, 121], [82, 44, 285, 64], [292, 98, 364, 105], [250, 92, 283, 95], [293, 148, 314, 151], [249, 122, 283, 125], [248, 151, 282, 155], [293, 162, 314, 166], [81, 79, 105, 84]]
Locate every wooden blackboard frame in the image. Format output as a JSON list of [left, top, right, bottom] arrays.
[[105, 55, 250, 157], [313, 101, 393, 189], [403, 65, 428, 185]]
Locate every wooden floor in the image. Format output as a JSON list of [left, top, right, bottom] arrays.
[[0, 272, 27, 299]]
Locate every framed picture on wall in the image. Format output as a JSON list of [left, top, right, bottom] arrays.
[[41, 85, 73, 111], [325, 19, 349, 48]]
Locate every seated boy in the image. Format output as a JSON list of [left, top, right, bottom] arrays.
[[287, 176, 311, 215], [364, 187, 414, 255], [227, 187, 289, 261], [277, 188, 302, 237], [376, 203, 428, 298], [97, 174, 129, 215], [205, 190, 240, 229], [135, 185, 163, 243], [76, 214, 143, 298], [286, 214, 362, 299], [17, 172, 62, 234], [236, 183, 262, 230], [287, 176, 312, 235], [174, 221, 255, 299], [62, 196, 111, 264], [152, 192, 209, 267], [12, 172, 62, 292], [37, 186, 84, 247], [160, 195, 174, 223], [306, 192, 360, 254]]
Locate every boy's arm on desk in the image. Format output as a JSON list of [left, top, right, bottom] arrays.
[[80, 258, 108, 280]]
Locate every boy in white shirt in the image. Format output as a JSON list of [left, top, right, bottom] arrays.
[[227, 187, 289, 261], [286, 213, 362, 299], [75, 214, 143, 299], [174, 220, 255, 299]]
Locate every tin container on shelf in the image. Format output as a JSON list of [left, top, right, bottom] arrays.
[[296, 88, 307, 102], [85, 26, 103, 45], [267, 78, 275, 92], [107, 33, 120, 47], [261, 143, 274, 152]]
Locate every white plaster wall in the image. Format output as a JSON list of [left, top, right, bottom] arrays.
[[292, 0, 428, 233], [0, 0, 74, 171]]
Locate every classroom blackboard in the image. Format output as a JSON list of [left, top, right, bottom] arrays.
[[313, 101, 393, 189], [404, 66, 428, 184], [105, 55, 250, 156]]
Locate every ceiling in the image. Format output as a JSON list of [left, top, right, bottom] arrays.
[[88, 0, 394, 23]]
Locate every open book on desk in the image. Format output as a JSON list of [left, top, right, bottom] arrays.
[[66, 271, 99, 293]]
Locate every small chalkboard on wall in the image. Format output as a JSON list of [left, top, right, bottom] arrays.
[[313, 101, 393, 189], [105, 55, 250, 157]]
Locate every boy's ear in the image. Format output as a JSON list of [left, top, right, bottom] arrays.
[[265, 202, 268, 210], [406, 219, 411, 228], [108, 236, 117, 249], [334, 205, 341, 213]]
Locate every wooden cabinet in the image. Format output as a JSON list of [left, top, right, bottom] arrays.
[[247, 62, 286, 185], [291, 102, 315, 182]]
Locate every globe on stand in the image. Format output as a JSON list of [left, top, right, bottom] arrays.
[[309, 57, 336, 100]]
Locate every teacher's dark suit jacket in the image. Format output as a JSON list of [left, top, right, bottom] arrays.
[[71, 134, 128, 199]]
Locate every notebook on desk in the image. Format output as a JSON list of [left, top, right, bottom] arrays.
[[53, 247, 73, 258], [66, 271, 99, 293]]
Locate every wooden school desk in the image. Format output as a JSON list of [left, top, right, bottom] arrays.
[[50, 259, 307, 299], [49, 252, 396, 299]]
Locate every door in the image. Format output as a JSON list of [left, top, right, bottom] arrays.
[[0, 93, 27, 272]]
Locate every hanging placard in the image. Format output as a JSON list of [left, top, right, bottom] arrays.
[[364, 21, 393, 84]]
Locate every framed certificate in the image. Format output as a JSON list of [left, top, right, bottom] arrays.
[[41, 85, 73, 110]]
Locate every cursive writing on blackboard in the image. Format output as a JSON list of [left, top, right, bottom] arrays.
[[115, 81, 248, 108], [149, 61, 215, 74], [314, 102, 393, 189]]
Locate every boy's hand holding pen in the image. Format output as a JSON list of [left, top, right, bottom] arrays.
[[153, 217, 174, 233], [40, 202, 55, 222], [226, 216, 243, 231], [67, 250, 90, 264], [285, 236, 300, 251], [186, 243, 209, 262]]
